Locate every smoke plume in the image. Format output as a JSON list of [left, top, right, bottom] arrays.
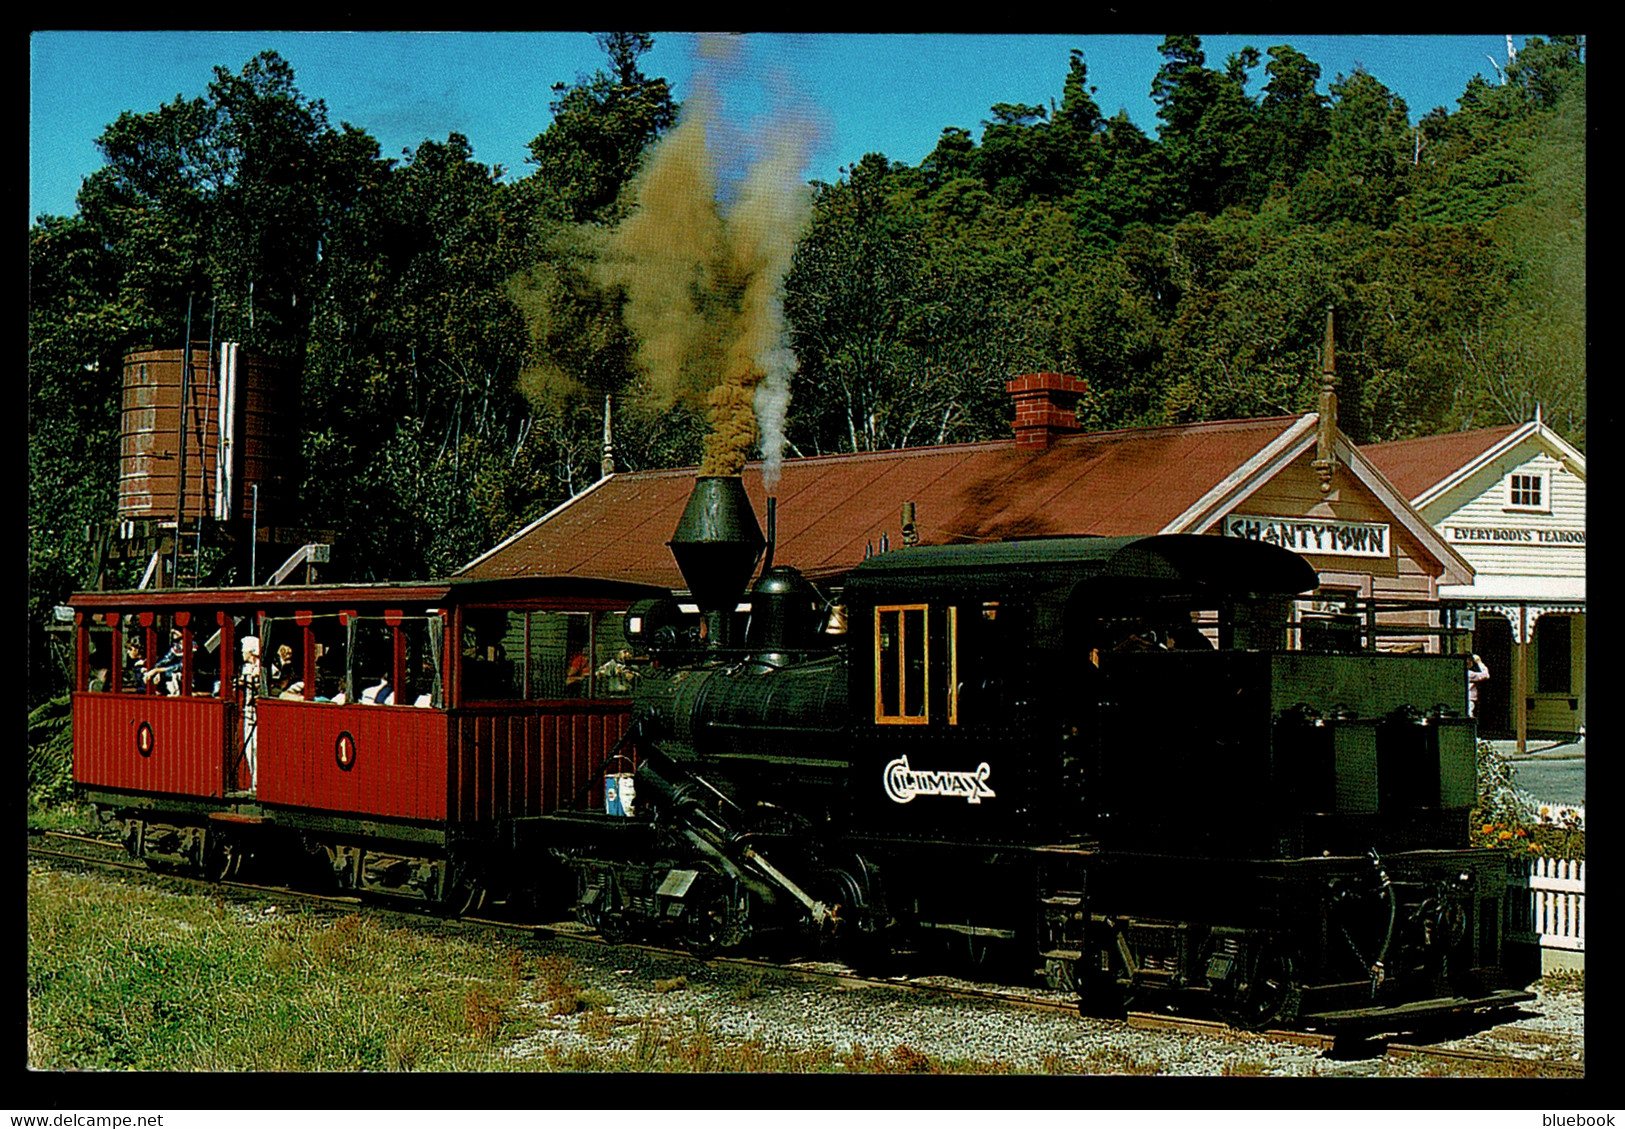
[[595, 34, 816, 489]]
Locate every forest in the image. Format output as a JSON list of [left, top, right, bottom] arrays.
[[28, 33, 1586, 704]]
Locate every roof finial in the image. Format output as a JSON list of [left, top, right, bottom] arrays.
[[1312, 304, 1339, 495]]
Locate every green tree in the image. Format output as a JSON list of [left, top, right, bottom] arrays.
[[1149, 35, 1263, 218], [204, 51, 331, 355], [302, 134, 540, 577], [1255, 45, 1330, 193], [1293, 69, 1414, 228], [28, 216, 129, 705], [1068, 111, 1161, 246], [525, 32, 678, 224], [783, 155, 926, 453]]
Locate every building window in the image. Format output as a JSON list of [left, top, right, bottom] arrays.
[[1536, 615, 1572, 694], [1507, 471, 1549, 512]]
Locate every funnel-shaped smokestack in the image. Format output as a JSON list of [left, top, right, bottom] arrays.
[[670, 477, 766, 645]]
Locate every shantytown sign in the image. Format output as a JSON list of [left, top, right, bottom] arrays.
[[1223, 514, 1390, 558]]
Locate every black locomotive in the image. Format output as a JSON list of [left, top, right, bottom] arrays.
[[548, 476, 1529, 1030]]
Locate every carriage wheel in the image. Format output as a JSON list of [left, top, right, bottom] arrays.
[[212, 838, 246, 882], [1212, 945, 1302, 1031]]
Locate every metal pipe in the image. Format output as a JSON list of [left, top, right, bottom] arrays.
[[250, 483, 259, 585], [195, 304, 215, 586], [760, 496, 777, 576], [172, 299, 194, 587]]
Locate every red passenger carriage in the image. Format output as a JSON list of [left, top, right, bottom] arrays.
[[69, 576, 661, 908]]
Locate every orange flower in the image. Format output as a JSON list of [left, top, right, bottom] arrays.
[[1481, 824, 1495, 835], [1528, 843, 1543, 853], [1515, 828, 1527, 837], [1498, 829, 1514, 840]]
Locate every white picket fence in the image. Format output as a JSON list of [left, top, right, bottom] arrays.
[[1505, 856, 1585, 954]]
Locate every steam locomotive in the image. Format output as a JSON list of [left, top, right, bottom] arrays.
[[67, 475, 1530, 1031]]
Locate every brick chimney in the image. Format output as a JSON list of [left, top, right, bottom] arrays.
[[1006, 373, 1088, 448]]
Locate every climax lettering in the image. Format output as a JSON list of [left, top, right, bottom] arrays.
[[883, 755, 996, 805]]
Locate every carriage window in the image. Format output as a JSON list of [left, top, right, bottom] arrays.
[[462, 610, 524, 699], [350, 618, 393, 703], [461, 609, 626, 701], [311, 620, 348, 702], [401, 617, 441, 707], [82, 624, 114, 692], [527, 611, 591, 699], [592, 612, 633, 697], [876, 605, 929, 724]]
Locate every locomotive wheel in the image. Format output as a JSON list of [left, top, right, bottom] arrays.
[[442, 858, 487, 918], [954, 924, 993, 969], [449, 879, 487, 918], [594, 910, 631, 944], [1212, 946, 1302, 1031], [1044, 956, 1078, 995], [681, 890, 732, 959]]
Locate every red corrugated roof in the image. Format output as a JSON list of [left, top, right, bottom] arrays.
[[1361, 425, 1521, 501], [461, 415, 1306, 591], [459, 417, 1305, 589]]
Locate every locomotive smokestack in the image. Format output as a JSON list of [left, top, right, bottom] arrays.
[[669, 476, 766, 649]]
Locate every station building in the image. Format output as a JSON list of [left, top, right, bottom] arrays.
[[461, 373, 1474, 656], [1364, 412, 1586, 744]]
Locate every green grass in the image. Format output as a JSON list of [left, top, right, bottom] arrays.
[[25, 865, 1065, 1074], [27, 867, 547, 1071]]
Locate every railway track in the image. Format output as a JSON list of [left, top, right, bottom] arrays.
[[29, 829, 1581, 1077]]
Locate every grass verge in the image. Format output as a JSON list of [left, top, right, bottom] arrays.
[[28, 866, 545, 1071]]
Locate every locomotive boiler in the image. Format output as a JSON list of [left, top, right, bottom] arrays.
[[555, 475, 1529, 1030]]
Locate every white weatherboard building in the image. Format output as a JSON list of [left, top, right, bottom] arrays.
[[1365, 412, 1586, 748]]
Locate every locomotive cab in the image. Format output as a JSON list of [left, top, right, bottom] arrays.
[[836, 534, 1323, 847]]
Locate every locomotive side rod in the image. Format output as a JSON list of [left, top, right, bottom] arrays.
[[638, 754, 834, 931]]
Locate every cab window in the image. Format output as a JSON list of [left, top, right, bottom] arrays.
[[875, 605, 929, 724]]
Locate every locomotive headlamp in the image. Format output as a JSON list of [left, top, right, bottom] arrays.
[[824, 605, 849, 635]]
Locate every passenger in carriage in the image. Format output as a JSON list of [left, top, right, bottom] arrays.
[[413, 659, 437, 708], [123, 640, 146, 688], [272, 644, 295, 687], [565, 651, 591, 695], [1166, 612, 1216, 651], [312, 646, 347, 703], [596, 648, 639, 694], [361, 674, 393, 705], [144, 630, 187, 695], [237, 637, 262, 789]]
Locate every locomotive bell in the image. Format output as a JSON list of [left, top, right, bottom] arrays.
[[669, 476, 766, 646]]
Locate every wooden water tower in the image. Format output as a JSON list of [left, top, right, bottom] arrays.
[[91, 341, 322, 588]]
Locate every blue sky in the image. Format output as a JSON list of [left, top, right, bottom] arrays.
[[29, 31, 1535, 225]]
